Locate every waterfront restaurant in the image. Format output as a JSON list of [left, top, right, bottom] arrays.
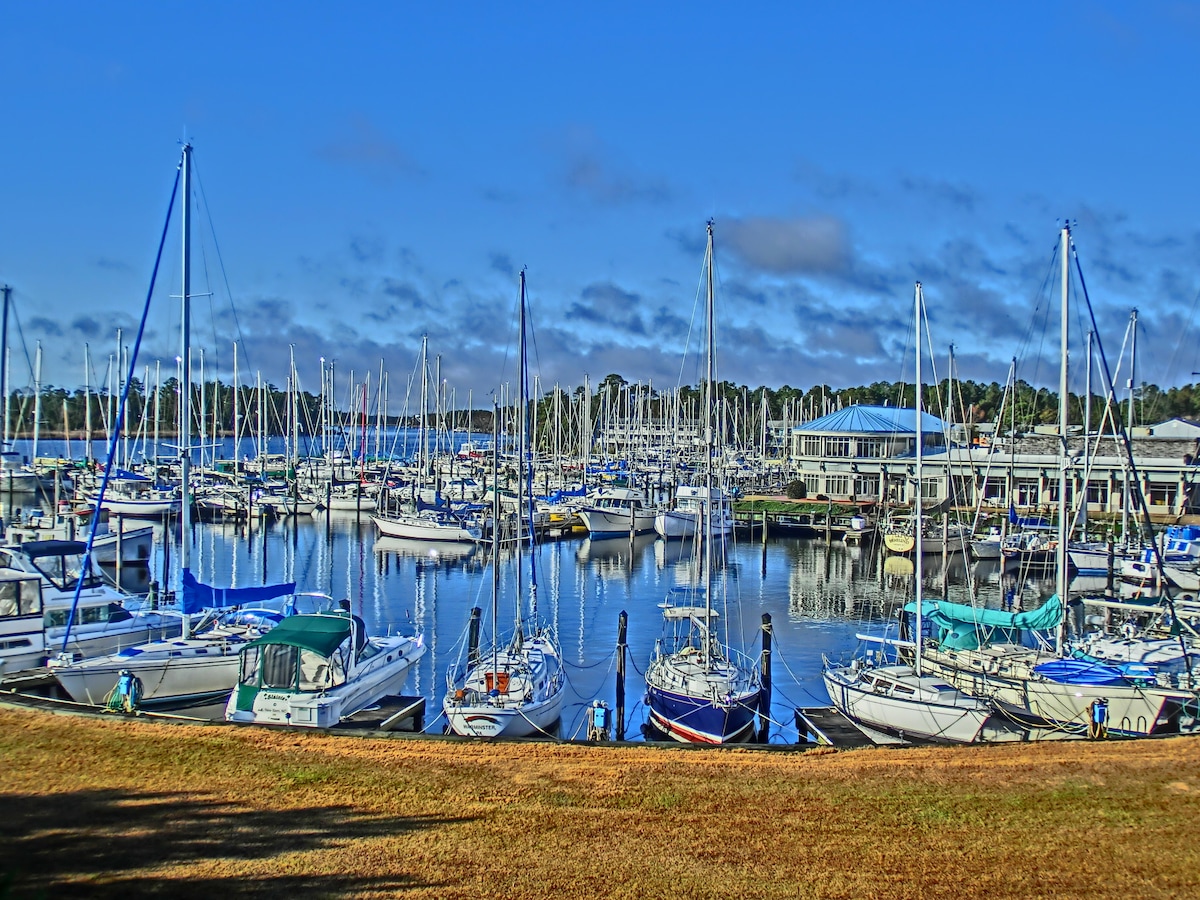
[[791, 404, 1200, 518]]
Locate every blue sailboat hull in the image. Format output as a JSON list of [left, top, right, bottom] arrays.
[[646, 684, 760, 744]]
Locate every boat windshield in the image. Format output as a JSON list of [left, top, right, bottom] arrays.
[[30, 551, 95, 591]]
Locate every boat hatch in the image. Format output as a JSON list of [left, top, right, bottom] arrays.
[[485, 671, 511, 693]]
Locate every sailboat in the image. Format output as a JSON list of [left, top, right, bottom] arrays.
[[823, 283, 993, 743], [371, 337, 481, 543], [644, 222, 762, 744], [911, 226, 1199, 736], [443, 271, 565, 738], [51, 144, 300, 705]]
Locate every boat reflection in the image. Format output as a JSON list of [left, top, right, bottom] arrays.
[[374, 536, 480, 572]]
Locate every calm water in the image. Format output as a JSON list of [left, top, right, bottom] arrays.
[[26, 510, 1056, 743], [5, 436, 1064, 742]]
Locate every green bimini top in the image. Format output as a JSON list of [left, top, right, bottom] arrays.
[[904, 595, 1064, 651], [244, 613, 351, 657]]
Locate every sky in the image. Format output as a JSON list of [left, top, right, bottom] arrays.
[[2, 2, 1199, 411]]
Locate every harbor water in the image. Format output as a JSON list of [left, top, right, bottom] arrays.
[[4, 499, 1060, 742]]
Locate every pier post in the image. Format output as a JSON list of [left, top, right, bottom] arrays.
[[116, 513, 124, 589], [758, 613, 772, 742], [467, 606, 482, 668], [761, 510, 768, 544], [616, 610, 628, 741], [1106, 537, 1115, 596]]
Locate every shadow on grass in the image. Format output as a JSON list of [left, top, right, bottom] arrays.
[[0, 789, 468, 897]]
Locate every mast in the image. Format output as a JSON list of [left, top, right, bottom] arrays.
[[1122, 309, 1138, 548], [914, 282, 924, 677], [83, 344, 91, 461], [32, 341, 42, 462], [1056, 223, 1070, 653], [0, 284, 9, 446], [180, 142, 193, 638], [517, 269, 530, 633], [703, 221, 715, 664]]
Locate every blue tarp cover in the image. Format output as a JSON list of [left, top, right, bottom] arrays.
[[181, 568, 296, 615]]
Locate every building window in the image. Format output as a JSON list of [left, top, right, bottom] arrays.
[[1014, 479, 1040, 506], [856, 437, 885, 459], [1148, 482, 1174, 507], [825, 475, 850, 497], [920, 478, 939, 501], [803, 475, 821, 495], [855, 475, 879, 498], [801, 435, 821, 457], [981, 478, 1006, 504], [825, 436, 851, 458], [1085, 481, 1109, 505]]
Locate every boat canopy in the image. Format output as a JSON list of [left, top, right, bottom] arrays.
[[243, 614, 352, 658], [181, 568, 296, 615], [19, 540, 88, 559], [904, 595, 1063, 651]]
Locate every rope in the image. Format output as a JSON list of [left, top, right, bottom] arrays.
[[61, 157, 181, 651]]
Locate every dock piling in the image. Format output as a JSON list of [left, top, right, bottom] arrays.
[[616, 610, 627, 741]]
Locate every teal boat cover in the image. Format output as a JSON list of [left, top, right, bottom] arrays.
[[904, 595, 1064, 651], [243, 614, 352, 657]]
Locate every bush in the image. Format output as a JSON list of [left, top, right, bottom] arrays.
[[784, 480, 806, 500]]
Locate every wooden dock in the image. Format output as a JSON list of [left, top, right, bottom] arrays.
[[794, 706, 908, 748]]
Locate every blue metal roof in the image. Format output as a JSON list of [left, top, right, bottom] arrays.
[[795, 405, 947, 435]]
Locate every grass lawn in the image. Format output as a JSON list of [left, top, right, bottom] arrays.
[[1, 706, 1198, 898]]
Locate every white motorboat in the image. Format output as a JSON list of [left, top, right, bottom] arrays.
[[0, 540, 182, 669], [653, 484, 734, 540], [226, 610, 426, 728], [577, 487, 656, 536]]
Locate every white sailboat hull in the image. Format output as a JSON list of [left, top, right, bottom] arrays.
[[823, 664, 991, 743]]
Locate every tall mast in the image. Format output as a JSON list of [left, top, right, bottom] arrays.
[[180, 142, 193, 637], [517, 269, 529, 632], [1122, 309, 1138, 547], [914, 282, 924, 677], [703, 221, 715, 661], [32, 341, 42, 462], [0, 284, 9, 446], [83, 343, 91, 460], [1056, 223, 1070, 653]]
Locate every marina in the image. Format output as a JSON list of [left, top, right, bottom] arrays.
[[0, 446, 1127, 746]]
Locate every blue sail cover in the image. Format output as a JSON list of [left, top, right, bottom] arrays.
[[181, 568, 296, 615], [904, 595, 1063, 651]]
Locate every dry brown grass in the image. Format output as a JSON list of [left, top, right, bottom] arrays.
[[1, 706, 1198, 898]]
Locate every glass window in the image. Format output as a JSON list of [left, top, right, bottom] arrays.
[[855, 475, 879, 497], [825, 437, 851, 458], [298, 649, 335, 690], [1086, 481, 1109, 504], [825, 475, 849, 497], [261, 644, 298, 689], [801, 436, 821, 457], [856, 438, 884, 459], [239, 647, 261, 686]]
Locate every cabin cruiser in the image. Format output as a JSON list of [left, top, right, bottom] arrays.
[[0, 540, 181, 672]]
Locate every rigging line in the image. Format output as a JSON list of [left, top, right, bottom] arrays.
[[62, 158, 182, 652], [8, 303, 35, 385], [190, 156, 252, 374], [1162, 283, 1200, 392]]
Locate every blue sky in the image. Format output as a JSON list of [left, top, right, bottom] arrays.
[[1, 2, 1198, 408]]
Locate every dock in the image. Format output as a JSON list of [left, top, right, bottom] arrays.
[[794, 706, 909, 748], [335, 695, 426, 732]]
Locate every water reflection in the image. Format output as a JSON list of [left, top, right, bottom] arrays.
[[5, 495, 1066, 742]]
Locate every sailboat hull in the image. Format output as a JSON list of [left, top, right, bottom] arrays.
[[822, 664, 991, 743], [645, 683, 759, 744]]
